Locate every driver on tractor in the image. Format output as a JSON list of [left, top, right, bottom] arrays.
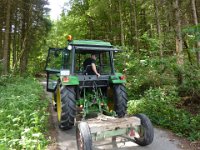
[[83, 54, 100, 77]]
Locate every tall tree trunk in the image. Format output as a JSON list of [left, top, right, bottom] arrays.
[[173, 0, 184, 84], [129, 0, 134, 46], [3, 0, 11, 75], [154, 0, 163, 58], [20, 0, 30, 74], [118, 0, 125, 46], [191, 0, 200, 65], [174, 0, 183, 66], [0, 24, 3, 60], [0, 1, 5, 60], [134, 0, 139, 53], [163, 1, 172, 50], [12, 15, 17, 68], [108, 0, 114, 44]]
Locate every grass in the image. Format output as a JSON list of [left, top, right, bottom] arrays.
[[0, 76, 49, 149]]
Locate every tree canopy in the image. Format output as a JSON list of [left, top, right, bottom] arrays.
[[1, 0, 200, 74]]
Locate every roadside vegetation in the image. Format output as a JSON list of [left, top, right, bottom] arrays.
[[0, 76, 49, 149], [115, 51, 200, 141]]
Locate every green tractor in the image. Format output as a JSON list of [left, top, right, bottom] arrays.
[[45, 36, 154, 149]]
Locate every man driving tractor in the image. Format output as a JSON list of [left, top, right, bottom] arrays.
[[83, 54, 100, 77]]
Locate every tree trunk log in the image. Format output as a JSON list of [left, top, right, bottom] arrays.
[[2, 0, 11, 75]]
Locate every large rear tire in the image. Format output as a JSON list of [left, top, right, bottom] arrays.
[[76, 122, 92, 150], [134, 114, 154, 146], [58, 86, 76, 130], [113, 84, 127, 117]]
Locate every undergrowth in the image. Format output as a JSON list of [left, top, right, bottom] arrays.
[[115, 49, 200, 141], [128, 86, 200, 141], [0, 76, 49, 149]]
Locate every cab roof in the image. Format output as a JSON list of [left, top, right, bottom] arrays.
[[69, 40, 113, 47]]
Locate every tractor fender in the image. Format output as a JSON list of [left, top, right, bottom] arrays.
[[109, 73, 126, 84], [61, 75, 79, 85]]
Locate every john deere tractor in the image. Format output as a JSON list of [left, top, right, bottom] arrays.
[[45, 36, 154, 149]]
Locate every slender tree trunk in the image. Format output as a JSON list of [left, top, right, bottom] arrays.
[[118, 0, 125, 46], [174, 0, 183, 66], [173, 0, 184, 84], [154, 0, 163, 58], [134, 0, 139, 53], [7, 24, 11, 71], [163, 1, 172, 50], [0, 2, 4, 60], [129, 0, 134, 46], [20, 0, 30, 74], [0, 24, 2, 60], [108, 0, 114, 44], [191, 0, 200, 65], [13, 16, 17, 68], [3, 0, 11, 75]]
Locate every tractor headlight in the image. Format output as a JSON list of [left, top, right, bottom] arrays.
[[67, 45, 72, 50]]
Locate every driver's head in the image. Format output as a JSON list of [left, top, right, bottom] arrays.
[[91, 54, 97, 60]]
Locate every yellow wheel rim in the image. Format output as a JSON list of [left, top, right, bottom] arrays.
[[56, 86, 62, 122]]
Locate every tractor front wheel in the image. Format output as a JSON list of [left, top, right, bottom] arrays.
[[113, 84, 127, 117], [134, 114, 154, 146], [58, 86, 76, 130]]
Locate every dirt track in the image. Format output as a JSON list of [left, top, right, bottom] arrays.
[[41, 81, 192, 150]]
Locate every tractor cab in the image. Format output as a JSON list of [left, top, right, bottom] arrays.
[[45, 38, 125, 92]]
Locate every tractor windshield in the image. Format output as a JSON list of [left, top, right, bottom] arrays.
[[45, 48, 70, 92], [74, 51, 112, 75], [45, 48, 70, 71]]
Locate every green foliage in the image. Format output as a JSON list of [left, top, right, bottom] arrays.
[[0, 76, 49, 149], [114, 48, 177, 98], [26, 18, 52, 75], [140, 32, 160, 52], [179, 65, 200, 98], [183, 24, 200, 37], [113, 46, 200, 141], [128, 87, 200, 141], [182, 24, 200, 54]]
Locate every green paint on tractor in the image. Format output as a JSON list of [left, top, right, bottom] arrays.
[[69, 40, 113, 47], [61, 76, 79, 85]]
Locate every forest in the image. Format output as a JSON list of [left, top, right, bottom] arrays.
[[0, 0, 200, 149]]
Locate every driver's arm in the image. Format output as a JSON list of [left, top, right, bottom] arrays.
[[91, 63, 100, 77]]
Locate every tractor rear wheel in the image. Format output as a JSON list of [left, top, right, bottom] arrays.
[[76, 122, 92, 150], [113, 84, 127, 117], [134, 114, 154, 146], [58, 86, 76, 130]]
